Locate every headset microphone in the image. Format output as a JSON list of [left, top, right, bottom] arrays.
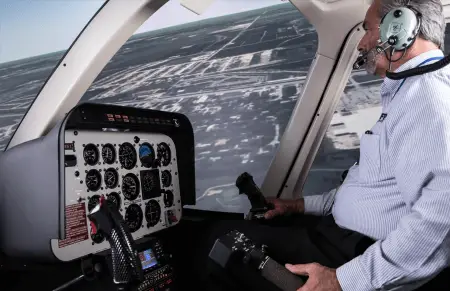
[[353, 39, 397, 70]]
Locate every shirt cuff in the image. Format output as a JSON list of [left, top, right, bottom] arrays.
[[336, 256, 373, 291], [303, 195, 324, 215]]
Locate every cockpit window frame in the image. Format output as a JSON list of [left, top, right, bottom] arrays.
[[4, 0, 110, 151]]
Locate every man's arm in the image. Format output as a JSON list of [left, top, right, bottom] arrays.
[[336, 77, 450, 290], [303, 188, 339, 216]]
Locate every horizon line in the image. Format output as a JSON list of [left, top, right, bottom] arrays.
[[0, 3, 287, 65]]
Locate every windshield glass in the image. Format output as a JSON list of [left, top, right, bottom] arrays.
[[81, 0, 315, 213], [0, 0, 105, 151]]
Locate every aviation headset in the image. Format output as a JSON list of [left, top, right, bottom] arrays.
[[354, 0, 450, 80]]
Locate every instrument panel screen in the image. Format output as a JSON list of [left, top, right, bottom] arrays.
[[139, 248, 158, 270]]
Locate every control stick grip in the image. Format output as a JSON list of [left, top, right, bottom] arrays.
[[236, 172, 273, 219], [88, 200, 143, 291]]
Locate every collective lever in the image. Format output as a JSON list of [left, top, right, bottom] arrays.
[[88, 197, 144, 291]]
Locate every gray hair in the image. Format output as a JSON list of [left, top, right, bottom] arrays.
[[379, 0, 445, 50]]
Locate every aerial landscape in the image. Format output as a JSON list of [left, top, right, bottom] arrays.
[[1, 3, 449, 212]]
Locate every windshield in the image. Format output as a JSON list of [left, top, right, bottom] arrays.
[[80, 0, 314, 213], [0, 0, 105, 151]]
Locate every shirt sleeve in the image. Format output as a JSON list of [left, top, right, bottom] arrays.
[[336, 76, 450, 290], [303, 188, 338, 216]]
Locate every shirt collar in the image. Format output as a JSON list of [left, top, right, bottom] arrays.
[[380, 49, 444, 101]]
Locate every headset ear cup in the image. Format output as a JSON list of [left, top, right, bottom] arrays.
[[407, 5, 422, 38], [415, 13, 422, 37], [380, 12, 387, 25]]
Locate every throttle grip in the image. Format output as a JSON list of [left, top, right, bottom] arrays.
[[260, 258, 305, 291]]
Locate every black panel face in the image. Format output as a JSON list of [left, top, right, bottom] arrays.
[[122, 173, 140, 201], [106, 192, 121, 211], [104, 168, 119, 189], [125, 204, 143, 233], [91, 231, 105, 244], [119, 142, 137, 170], [163, 190, 174, 208], [145, 200, 161, 227], [161, 170, 172, 188], [86, 169, 101, 191], [157, 142, 171, 167], [140, 170, 161, 200], [83, 143, 99, 166], [102, 144, 116, 164]]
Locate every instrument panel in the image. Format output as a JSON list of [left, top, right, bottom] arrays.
[[51, 130, 182, 261]]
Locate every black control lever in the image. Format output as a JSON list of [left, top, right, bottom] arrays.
[[236, 172, 274, 220], [209, 230, 306, 291], [88, 198, 143, 291]]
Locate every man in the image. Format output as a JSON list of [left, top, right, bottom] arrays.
[[203, 0, 450, 290]]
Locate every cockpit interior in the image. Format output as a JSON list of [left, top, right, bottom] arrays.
[[2, 0, 450, 290]]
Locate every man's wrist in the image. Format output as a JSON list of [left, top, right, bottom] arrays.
[[295, 198, 304, 214], [336, 256, 372, 290], [284, 198, 304, 214]]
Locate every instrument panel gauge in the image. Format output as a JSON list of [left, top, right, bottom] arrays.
[[91, 229, 105, 244], [139, 143, 155, 168], [125, 204, 143, 233], [88, 195, 101, 212], [142, 172, 156, 193], [102, 144, 116, 164], [85, 170, 102, 191], [106, 192, 121, 210], [161, 170, 172, 188], [104, 168, 119, 189], [157, 142, 171, 167], [163, 190, 174, 208], [119, 142, 137, 170], [140, 170, 161, 200], [91, 232, 105, 244], [83, 144, 99, 166], [122, 173, 140, 200], [145, 200, 161, 227]]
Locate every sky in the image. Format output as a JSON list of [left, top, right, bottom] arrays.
[[0, 0, 283, 64]]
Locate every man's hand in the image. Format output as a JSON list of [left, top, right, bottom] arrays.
[[285, 263, 342, 291], [264, 198, 304, 219]]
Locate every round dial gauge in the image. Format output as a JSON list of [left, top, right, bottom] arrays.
[[91, 229, 105, 244], [86, 170, 101, 191], [83, 144, 99, 166], [102, 144, 116, 164], [122, 173, 140, 200], [139, 143, 155, 168], [163, 190, 174, 207], [119, 142, 137, 170], [88, 195, 101, 212], [161, 170, 172, 188], [125, 204, 143, 233], [106, 192, 121, 210], [145, 200, 161, 227], [104, 168, 119, 189], [157, 142, 171, 167]]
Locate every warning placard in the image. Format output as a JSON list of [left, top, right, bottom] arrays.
[[58, 203, 89, 248]]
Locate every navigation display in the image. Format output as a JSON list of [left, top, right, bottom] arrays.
[[139, 248, 158, 270]]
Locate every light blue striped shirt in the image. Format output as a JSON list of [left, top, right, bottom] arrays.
[[304, 49, 450, 290]]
